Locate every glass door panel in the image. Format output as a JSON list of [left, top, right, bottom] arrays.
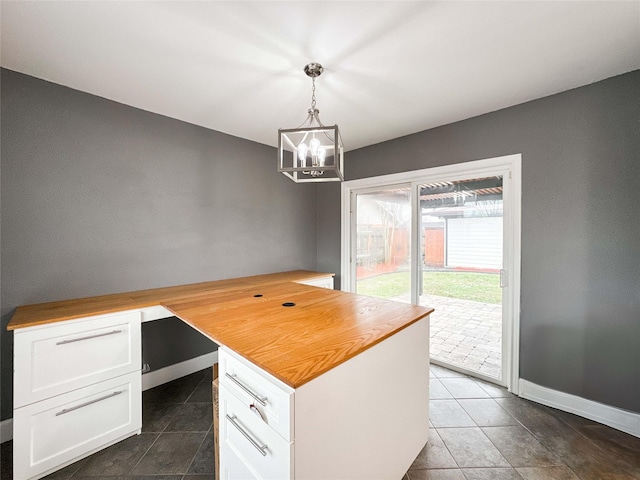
[[354, 187, 412, 304], [419, 176, 504, 380]]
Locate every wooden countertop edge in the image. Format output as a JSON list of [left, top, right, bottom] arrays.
[[6, 270, 335, 331]]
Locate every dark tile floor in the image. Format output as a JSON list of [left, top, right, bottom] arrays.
[[410, 365, 640, 480], [2, 365, 640, 480]]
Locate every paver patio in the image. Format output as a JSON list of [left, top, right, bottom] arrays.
[[394, 292, 502, 379]]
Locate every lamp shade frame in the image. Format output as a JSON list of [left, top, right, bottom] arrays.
[[278, 125, 344, 183]]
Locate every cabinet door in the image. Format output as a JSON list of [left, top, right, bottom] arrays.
[[220, 441, 262, 480], [14, 310, 141, 408], [13, 372, 141, 480], [219, 385, 292, 480]]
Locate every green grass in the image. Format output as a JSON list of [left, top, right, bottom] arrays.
[[356, 271, 501, 304]]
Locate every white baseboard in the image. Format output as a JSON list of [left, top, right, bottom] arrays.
[[142, 351, 218, 391], [1, 352, 219, 443], [519, 379, 640, 438], [1, 418, 13, 444]]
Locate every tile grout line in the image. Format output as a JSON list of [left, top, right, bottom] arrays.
[[433, 427, 463, 472], [537, 405, 620, 480], [452, 396, 513, 470], [428, 367, 465, 475], [462, 375, 569, 474], [126, 432, 162, 477], [477, 398, 597, 479], [497, 400, 586, 477], [461, 394, 564, 475], [432, 367, 528, 476], [131, 376, 203, 478], [182, 423, 214, 478], [184, 371, 209, 404], [179, 375, 214, 477]]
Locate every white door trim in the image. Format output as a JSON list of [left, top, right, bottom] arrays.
[[341, 154, 522, 393]]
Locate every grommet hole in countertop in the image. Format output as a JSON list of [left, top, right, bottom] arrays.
[[282, 302, 296, 307]]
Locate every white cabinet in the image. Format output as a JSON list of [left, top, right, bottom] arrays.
[[220, 385, 293, 480], [218, 349, 294, 480], [219, 348, 293, 442], [294, 276, 334, 290], [13, 311, 142, 480], [217, 315, 430, 480]]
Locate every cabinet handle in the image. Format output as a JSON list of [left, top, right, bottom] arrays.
[[56, 329, 122, 345], [225, 373, 268, 406], [55, 390, 123, 416], [226, 414, 268, 457]]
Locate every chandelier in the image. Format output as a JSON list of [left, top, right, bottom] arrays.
[[278, 63, 344, 183]]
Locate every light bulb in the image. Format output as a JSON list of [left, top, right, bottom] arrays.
[[297, 143, 308, 167], [310, 138, 320, 156], [317, 146, 326, 166]]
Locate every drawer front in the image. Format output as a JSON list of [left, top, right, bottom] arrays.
[[13, 372, 141, 480], [14, 311, 142, 408], [295, 276, 334, 290], [218, 348, 293, 442], [220, 385, 292, 480]]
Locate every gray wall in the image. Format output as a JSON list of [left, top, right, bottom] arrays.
[[318, 70, 640, 414], [1, 68, 318, 420]]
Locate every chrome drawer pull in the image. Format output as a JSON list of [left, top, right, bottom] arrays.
[[56, 329, 122, 345], [225, 373, 268, 406], [226, 414, 268, 457], [55, 390, 123, 416]]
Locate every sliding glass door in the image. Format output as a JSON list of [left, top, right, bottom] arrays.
[[342, 156, 521, 389]]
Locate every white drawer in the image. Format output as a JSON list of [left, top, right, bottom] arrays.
[[13, 371, 142, 480], [220, 385, 292, 480], [14, 311, 141, 408], [219, 348, 293, 442], [295, 276, 334, 289]]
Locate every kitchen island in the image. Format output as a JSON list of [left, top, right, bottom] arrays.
[[8, 270, 433, 480]]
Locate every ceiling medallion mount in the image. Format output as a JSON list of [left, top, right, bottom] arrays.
[[277, 62, 344, 183], [303, 62, 324, 78]]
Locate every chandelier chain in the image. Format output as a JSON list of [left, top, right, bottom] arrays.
[[310, 77, 317, 110]]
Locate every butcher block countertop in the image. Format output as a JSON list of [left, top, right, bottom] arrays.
[[7, 270, 433, 388]]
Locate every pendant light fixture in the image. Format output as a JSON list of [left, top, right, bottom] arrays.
[[278, 63, 344, 183]]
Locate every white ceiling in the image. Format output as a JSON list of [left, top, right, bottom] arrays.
[[2, 1, 639, 151]]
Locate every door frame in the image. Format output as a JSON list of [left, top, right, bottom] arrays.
[[341, 154, 522, 393]]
